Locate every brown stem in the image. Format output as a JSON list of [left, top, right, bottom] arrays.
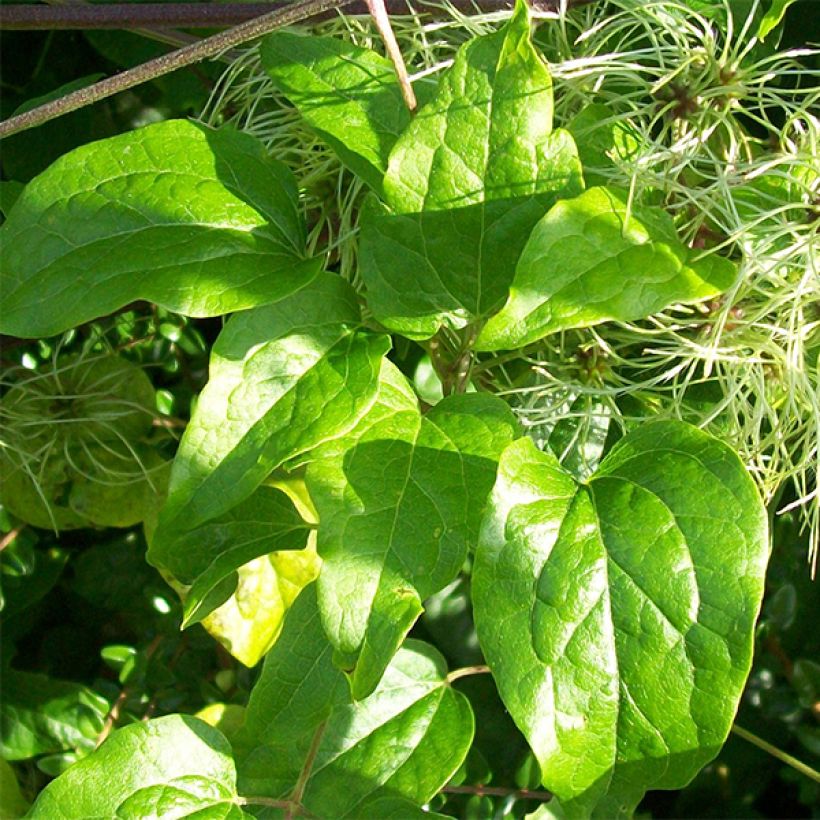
[[0, 1, 594, 30], [236, 796, 299, 810], [95, 687, 129, 749], [0, 525, 25, 553], [95, 634, 164, 747], [763, 634, 794, 681], [447, 664, 491, 682], [287, 721, 327, 819], [443, 784, 553, 801], [365, 0, 416, 111], [42, 0, 204, 53], [0, 0, 357, 139]]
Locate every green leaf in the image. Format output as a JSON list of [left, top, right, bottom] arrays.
[[0, 119, 321, 338], [235, 585, 474, 817], [149, 485, 310, 624], [0, 758, 29, 818], [477, 186, 736, 350], [0, 669, 109, 760], [198, 543, 321, 667], [151, 273, 389, 549], [260, 31, 415, 195], [0, 546, 68, 619], [565, 104, 640, 189], [1, 74, 110, 183], [359, 0, 584, 339], [28, 715, 250, 819], [0, 180, 25, 218], [307, 369, 519, 698], [473, 421, 769, 817], [758, 0, 796, 40]]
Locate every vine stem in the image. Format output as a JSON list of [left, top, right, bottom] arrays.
[[236, 795, 297, 811], [0, 525, 25, 553], [443, 784, 552, 801], [0, 0, 357, 139], [0, 1, 593, 29], [42, 0, 205, 53], [286, 721, 328, 819], [366, 0, 416, 111], [731, 725, 820, 784], [447, 664, 491, 683]]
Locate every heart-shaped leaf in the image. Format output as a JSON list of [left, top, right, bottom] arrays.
[[151, 273, 389, 551], [234, 585, 473, 818], [473, 421, 769, 817], [28, 715, 248, 819], [307, 365, 519, 698], [476, 186, 736, 350], [0, 120, 320, 338], [359, 0, 584, 339]]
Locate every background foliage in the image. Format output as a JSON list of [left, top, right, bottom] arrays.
[[1, 1, 818, 817]]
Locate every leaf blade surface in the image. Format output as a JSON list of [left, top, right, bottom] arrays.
[[151, 273, 389, 550], [359, 0, 584, 338], [477, 186, 736, 350], [28, 715, 248, 819], [0, 120, 319, 337], [307, 377, 519, 697], [260, 32, 414, 194], [473, 421, 769, 817], [234, 585, 474, 817]]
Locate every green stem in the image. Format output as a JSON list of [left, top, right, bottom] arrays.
[[731, 724, 820, 784]]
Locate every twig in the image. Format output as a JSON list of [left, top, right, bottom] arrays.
[[0, 0, 357, 139], [0, 525, 25, 553], [443, 784, 553, 801], [42, 0, 203, 53], [287, 721, 328, 819], [731, 724, 820, 783], [0, 1, 593, 30], [236, 796, 298, 810], [366, 0, 416, 111], [95, 634, 163, 748], [447, 664, 491, 682], [95, 688, 129, 749]]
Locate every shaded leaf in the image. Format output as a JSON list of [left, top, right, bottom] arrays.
[[151, 273, 389, 550], [0, 120, 320, 337], [0, 669, 108, 760], [359, 0, 583, 338], [260, 31, 416, 194], [473, 421, 769, 817], [477, 186, 736, 350], [150, 485, 311, 623], [0, 758, 29, 818], [307, 372, 519, 697], [198, 541, 321, 667], [234, 585, 474, 817]]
